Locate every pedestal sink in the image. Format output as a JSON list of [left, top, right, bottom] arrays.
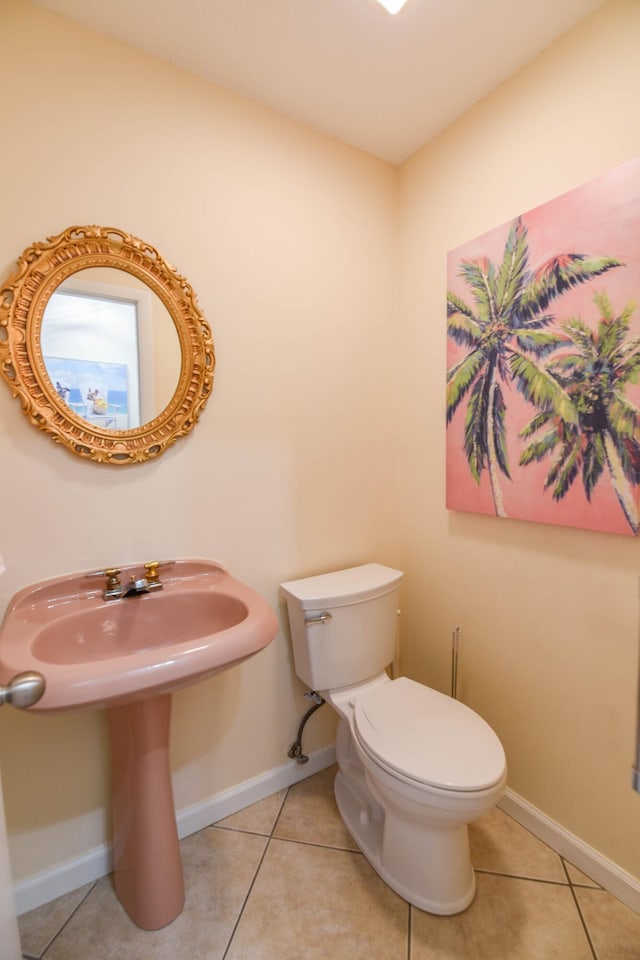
[[0, 559, 278, 929]]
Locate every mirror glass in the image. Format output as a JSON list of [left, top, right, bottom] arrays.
[[0, 225, 215, 465], [41, 268, 181, 431]]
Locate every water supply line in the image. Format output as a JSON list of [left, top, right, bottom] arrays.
[[288, 691, 326, 764]]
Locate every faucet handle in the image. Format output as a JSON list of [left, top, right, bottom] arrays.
[[104, 568, 122, 590], [144, 561, 160, 585], [144, 560, 174, 582]]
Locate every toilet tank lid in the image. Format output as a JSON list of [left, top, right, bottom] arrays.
[[281, 563, 403, 609]]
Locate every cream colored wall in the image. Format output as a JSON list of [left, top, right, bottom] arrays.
[[398, 0, 640, 880], [0, 0, 398, 881]]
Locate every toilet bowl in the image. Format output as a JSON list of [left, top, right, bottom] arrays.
[[329, 672, 506, 914], [281, 564, 507, 915]]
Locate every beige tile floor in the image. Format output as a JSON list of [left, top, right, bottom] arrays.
[[17, 765, 640, 959]]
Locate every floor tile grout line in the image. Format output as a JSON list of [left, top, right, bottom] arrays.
[[561, 858, 600, 960], [269, 784, 292, 838], [475, 867, 572, 886], [220, 785, 292, 960], [213, 823, 276, 839], [269, 834, 364, 855], [220, 832, 273, 960], [560, 855, 603, 890], [407, 905, 413, 960], [568, 882, 600, 960], [36, 880, 99, 960], [214, 819, 366, 855], [215, 816, 362, 855]]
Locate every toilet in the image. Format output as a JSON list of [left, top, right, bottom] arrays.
[[281, 563, 507, 915]]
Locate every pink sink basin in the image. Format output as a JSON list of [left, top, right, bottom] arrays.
[[32, 592, 249, 664], [0, 559, 277, 712]]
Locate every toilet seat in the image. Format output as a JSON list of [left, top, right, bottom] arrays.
[[353, 677, 505, 793]]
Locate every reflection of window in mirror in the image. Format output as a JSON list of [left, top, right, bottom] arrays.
[[41, 268, 179, 430], [42, 284, 143, 429]]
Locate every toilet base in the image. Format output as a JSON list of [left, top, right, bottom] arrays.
[[334, 769, 476, 915]]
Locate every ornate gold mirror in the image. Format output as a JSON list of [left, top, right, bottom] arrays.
[[0, 225, 215, 464]]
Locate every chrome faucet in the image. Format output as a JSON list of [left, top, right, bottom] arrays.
[[90, 561, 172, 600], [123, 561, 165, 597]]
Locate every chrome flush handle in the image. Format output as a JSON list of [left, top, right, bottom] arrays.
[[304, 612, 332, 625]]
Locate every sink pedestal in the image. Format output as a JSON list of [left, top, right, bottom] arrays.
[[108, 694, 184, 930]]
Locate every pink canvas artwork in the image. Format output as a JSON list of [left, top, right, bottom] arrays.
[[446, 158, 640, 535]]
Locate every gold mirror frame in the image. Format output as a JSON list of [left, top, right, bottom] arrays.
[[0, 225, 214, 464]]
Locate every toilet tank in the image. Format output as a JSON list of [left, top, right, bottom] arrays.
[[281, 564, 403, 692]]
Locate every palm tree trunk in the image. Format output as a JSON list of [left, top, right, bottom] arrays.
[[487, 376, 507, 518], [603, 432, 639, 534]]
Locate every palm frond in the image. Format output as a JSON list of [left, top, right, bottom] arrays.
[[619, 301, 636, 326], [519, 428, 560, 466], [495, 218, 529, 315], [597, 313, 627, 360], [546, 354, 587, 379], [623, 438, 640, 486], [582, 434, 605, 500], [446, 349, 486, 423], [447, 303, 483, 348], [463, 376, 491, 483], [447, 348, 481, 383], [609, 431, 640, 487], [519, 410, 554, 439], [609, 313, 640, 381], [458, 258, 496, 323], [517, 254, 622, 321], [593, 290, 615, 323], [614, 345, 640, 385], [513, 329, 570, 358], [559, 316, 596, 356], [513, 313, 555, 331], [546, 440, 581, 501], [615, 332, 640, 354], [447, 291, 477, 320], [607, 392, 639, 439], [491, 382, 510, 478], [494, 351, 511, 384], [509, 353, 578, 422], [592, 291, 636, 339]]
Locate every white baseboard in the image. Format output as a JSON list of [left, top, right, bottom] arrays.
[[499, 787, 640, 915], [13, 745, 336, 916]]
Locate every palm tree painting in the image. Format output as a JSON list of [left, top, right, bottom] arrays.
[[446, 157, 640, 535]]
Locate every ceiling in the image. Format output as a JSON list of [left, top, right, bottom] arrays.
[[34, 0, 606, 164]]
